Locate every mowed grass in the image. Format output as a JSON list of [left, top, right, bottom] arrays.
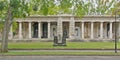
[[2, 52, 120, 56], [0, 42, 120, 49]]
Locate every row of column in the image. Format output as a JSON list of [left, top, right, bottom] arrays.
[[81, 22, 113, 39], [57, 17, 113, 39], [9, 21, 113, 39], [18, 22, 51, 39]]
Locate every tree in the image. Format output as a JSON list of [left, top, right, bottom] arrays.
[[29, 0, 57, 15], [82, 0, 115, 15], [0, 0, 30, 53], [111, 0, 120, 15], [0, 0, 56, 53]]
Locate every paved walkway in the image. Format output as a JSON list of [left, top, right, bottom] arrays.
[[0, 56, 120, 60]]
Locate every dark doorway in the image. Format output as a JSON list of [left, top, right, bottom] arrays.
[[42, 22, 48, 38], [107, 23, 110, 37], [33, 22, 38, 38]]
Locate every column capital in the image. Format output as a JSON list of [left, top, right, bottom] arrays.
[[37, 21, 41, 23], [48, 21, 50, 23], [81, 21, 85, 23], [110, 21, 114, 23], [91, 21, 95, 23], [100, 21, 104, 23], [18, 21, 22, 23]]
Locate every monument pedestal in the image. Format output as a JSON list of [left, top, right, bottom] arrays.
[[53, 36, 66, 46]]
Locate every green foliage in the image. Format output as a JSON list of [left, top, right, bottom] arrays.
[[0, 0, 7, 20], [12, 21, 18, 32], [0, 0, 31, 32], [72, 0, 90, 17], [79, 0, 115, 15], [27, 0, 119, 16], [31, 0, 57, 15], [59, 0, 72, 14], [0, 21, 18, 32], [10, 0, 30, 18], [110, 1, 120, 15], [0, 21, 4, 32], [0, 1, 6, 11], [33, 4, 38, 11], [10, 0, 20, 8]]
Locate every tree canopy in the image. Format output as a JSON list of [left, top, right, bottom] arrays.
[[0, 0, 120, 17], [35, 0, 120, 15]]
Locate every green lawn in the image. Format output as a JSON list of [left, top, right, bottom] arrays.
[[1, 52, 120, 56], [0, 42, 120, 49]]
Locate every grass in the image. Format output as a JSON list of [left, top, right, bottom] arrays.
[[1, 52, 120, 56], [0, 42, 120, 56], [0, 42, 120, 49]]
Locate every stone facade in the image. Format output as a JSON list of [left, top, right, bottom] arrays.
[[0, 15, 120, 42]]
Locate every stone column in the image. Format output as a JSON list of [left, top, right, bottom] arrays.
[[69, 17, 75, 39], [48, 22, 50, 38], [100, 22, 103, 39], [28, 22, 32, 38], [38, 22, 41, 38], [19, 22, 22, 39], [81, 22, 84, 39], [57, 17, 62, 37], [91, 22, 94, 39], [109, 22, 113, 39]]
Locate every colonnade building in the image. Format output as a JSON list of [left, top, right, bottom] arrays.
[[0, 15, 120, 42]]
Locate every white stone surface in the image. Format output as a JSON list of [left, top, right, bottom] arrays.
[[28, 22, 32, 38], [19, 22, 22, 39]]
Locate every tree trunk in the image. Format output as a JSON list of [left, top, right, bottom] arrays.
[[1, 6, 13, 53]]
